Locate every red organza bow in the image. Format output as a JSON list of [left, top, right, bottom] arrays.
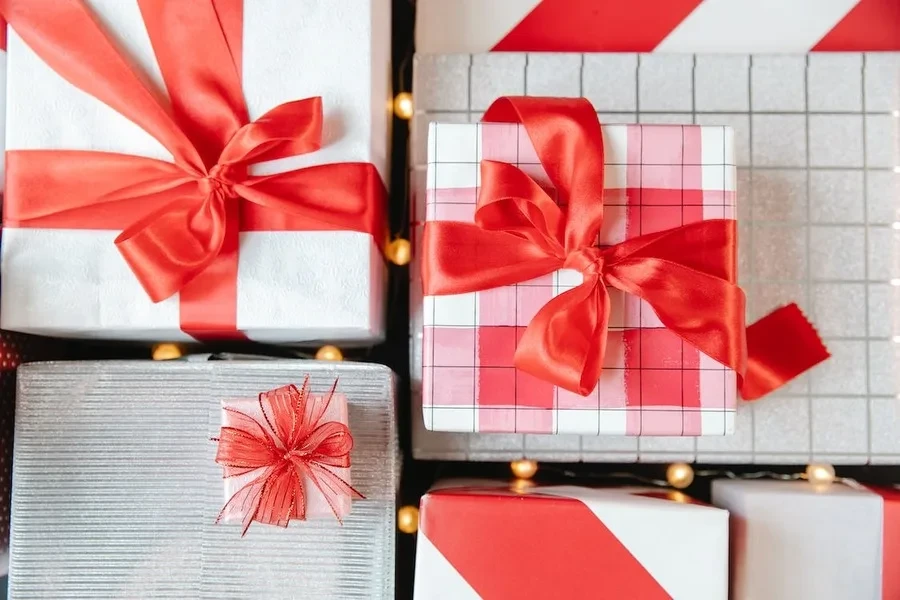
[[423, 96, 829, 400], [0, 0, 385, 338], [214, 380, 363, 535]]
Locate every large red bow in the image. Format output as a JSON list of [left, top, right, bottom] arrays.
[[423, 97, 829, 400], [1, 0, 385, 338], [214, 380, 363, 536]]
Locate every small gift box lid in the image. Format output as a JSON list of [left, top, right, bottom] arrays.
[[9, 360, 398, 599], [414, 481, 728, 600], [712, 479, 900, 600]]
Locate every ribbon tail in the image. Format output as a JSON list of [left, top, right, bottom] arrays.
[[216, 469, 269, 536], [740, 303, 831, 400], [514, 278, 609, 397]]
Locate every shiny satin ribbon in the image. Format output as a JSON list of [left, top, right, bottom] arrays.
[[214, 380, 364, 535], [0, 0, 386, 339], [423, 96, 829, 400]]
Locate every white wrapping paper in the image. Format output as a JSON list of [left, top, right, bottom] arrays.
[[0, 0, 391, 342]]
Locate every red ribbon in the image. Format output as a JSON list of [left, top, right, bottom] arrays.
[[214, 380, 363, 535], [423, 97, 829, 400], [0, 0, 385, 339]]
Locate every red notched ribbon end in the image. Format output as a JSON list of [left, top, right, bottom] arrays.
[[740, 303, 830, 401]]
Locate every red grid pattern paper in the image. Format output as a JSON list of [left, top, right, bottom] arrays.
[[422, 122, 738, 436]]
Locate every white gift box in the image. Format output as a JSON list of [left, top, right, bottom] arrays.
[[712, 479, 900, 600], [0, 0, 391, 343]]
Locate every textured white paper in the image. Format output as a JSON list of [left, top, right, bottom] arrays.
[[1, 0, 391, 342], [712, 480, 883, 600]]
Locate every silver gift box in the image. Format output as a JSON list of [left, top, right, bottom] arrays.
[[9, 360, 398, 599], [410, 52, 900, 464]]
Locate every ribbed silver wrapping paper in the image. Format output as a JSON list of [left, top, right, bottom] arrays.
[[9, 360, 398, 599]]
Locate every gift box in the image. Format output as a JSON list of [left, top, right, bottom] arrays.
[[409, 52, 899, 462], [415, 0, 900, 53], [8, 360, 398, 599], [712, 479, 900, 600], [0, 0, 391, 343], [414, 482, 728, 599], [421, 116, 745, 436]]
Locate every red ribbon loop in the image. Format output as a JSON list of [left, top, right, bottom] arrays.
[[214, 379, 364, 536], [423, 96, 829, 400], [1, 0, 386, 337]]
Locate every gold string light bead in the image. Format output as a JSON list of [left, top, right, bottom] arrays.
[[666, 463, 695, 489], [397, 505, 419, 534], [805, 463, 836, 488], [386, 237, 412, 266], [151, 343, 184, 361], [315, 345, 344, 361], [393, 92, 414, 120], [510, 459, 539, 480]]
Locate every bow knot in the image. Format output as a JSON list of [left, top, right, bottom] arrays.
[[564, 246, 606, 278], [200, 163, 242, 199], [214, 379, 364, 535]]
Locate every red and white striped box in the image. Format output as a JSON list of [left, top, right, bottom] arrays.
[[421, 121, 738, 436], [415, 482, 729, 600], [415, 0, 900, 54]]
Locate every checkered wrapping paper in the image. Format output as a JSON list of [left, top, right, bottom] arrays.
[[421, 121, 738, 436]]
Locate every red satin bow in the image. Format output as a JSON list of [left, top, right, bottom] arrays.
[[1, 0, 385, 338], [214, 380, 364, 536], [423, 97, 829, 400]]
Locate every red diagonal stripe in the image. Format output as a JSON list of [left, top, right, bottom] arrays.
[[813, 0, 900, 51], [493, 0, 704, 52], [867, 486, 900, 599], [421, 491, 672, 599], [0, 17, 6, 52]]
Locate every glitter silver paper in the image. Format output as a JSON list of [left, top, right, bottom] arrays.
[[9, 360, 397, 599]]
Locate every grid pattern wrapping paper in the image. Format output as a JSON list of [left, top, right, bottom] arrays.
[[0, 0, 390, 343], [422, 120, 738, 436], [9, 360, 398, 599], [410, 52, 900, 464]]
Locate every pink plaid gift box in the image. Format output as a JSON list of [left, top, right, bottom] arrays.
[[421, 120, 738, 436]]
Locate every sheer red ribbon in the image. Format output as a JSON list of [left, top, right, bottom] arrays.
[[0, 0, 385, 339], [214, 380, 364, 535], [423, 97, 829, 400]]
